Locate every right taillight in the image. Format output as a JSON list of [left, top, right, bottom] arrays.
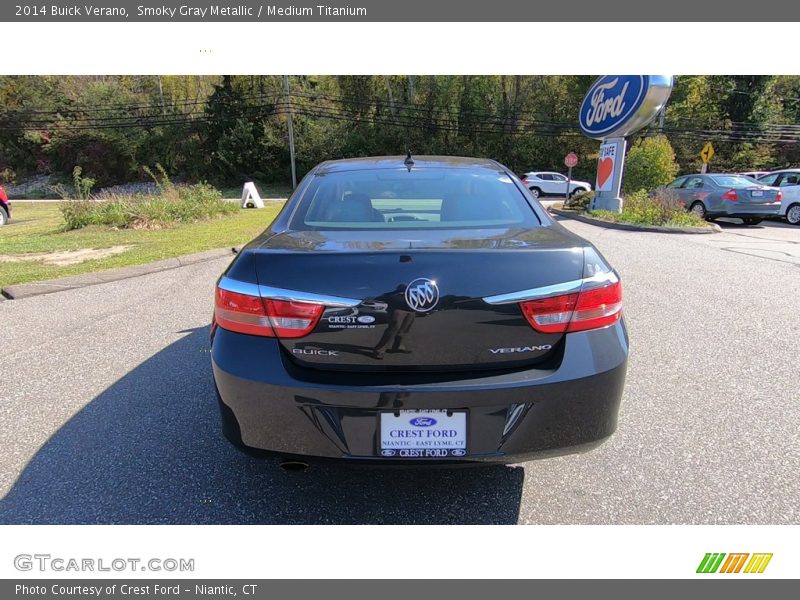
[[262, 298, 324, 338], [722, 189, 738, 201], [214, 287, 323, 338], [520, 278, 622, 334]]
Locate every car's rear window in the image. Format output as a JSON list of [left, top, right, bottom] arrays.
[[290, 167, 540, 230], [711, 175, 760, 187]]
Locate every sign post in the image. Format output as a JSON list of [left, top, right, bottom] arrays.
[[564, 152, 578, 200], [700, 142, 715, 174], [578, 75, 674, 212]]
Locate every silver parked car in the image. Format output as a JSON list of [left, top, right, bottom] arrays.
[[757, 170, 800, 225], [665, 174, 782, 225]]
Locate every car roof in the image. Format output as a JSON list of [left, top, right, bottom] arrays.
[[678, 173, 745, 178], [314, 155, 504, 174]]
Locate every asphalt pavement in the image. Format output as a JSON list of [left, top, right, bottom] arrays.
[[1, 218, 798, 524]]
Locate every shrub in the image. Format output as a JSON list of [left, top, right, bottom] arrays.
[[589, 188, 707, 228], [0, 167, 15, 184], [72, 166, 96, 200], [60, 165, 235, 230], [565, 190, 594, 210], [623, 135, 679, 194], [60, 200, 97, 229], [52, 165, 96, 201]]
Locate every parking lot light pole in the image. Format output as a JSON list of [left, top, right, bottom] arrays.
[[284, 75, 297, 189]]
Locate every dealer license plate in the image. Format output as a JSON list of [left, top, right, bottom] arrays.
[[380, 410, 467, 458], [751, 190, 763, 197]]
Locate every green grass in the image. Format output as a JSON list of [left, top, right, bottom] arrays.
[[0, 202, 284, 287]]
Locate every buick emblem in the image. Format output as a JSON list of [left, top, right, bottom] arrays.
[[404, 278, 439, 312]]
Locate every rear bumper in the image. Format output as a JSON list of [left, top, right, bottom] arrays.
[[211, 320, 629, 463], [711, 201, 781, 218]]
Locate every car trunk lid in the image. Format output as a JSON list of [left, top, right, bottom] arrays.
[[737, 184, 780, 205], [253, 228, 585, 372]]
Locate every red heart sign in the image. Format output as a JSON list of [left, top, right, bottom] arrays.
[[597, 157, 614, 188]]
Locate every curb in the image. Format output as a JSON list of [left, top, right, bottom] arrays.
[[550, 208, 721, 234], [1, 247, 237, 300]]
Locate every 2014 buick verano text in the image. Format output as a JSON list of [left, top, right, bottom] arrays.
[[211, 156, 628, 464]]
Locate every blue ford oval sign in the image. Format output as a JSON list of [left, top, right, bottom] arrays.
[[579, 75, 673, 140], [409, 417, 437, 427]]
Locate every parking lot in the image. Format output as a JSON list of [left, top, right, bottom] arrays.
[[0, 217, 798, 524]]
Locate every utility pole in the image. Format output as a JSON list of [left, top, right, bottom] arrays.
[[284, 75, 297, 189], [658, 76, 675, 132], [157, 76, 165, 115]]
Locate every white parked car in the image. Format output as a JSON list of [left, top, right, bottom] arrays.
[[739, 171, 770, 180], [521, 171, 592, 199], [757, 170, 800, 225]]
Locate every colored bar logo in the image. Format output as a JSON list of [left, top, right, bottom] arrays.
[[697, 553, 773, 574]]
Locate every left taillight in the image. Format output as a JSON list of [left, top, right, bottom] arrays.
[[520, 277, 622, 334], [520, 293, 579, 334], [721, 189, 738, 201], [214, 287, 323, 338], [215, 287, 273, 337]]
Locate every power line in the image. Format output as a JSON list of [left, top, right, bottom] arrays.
[[4, 92, 800, 144]]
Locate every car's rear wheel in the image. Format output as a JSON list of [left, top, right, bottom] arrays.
[[787, 203, 800, 225], [690, 201, 707, 219], [570, 188, 587, 198], [528, 187, 541, 199], [742, 217, 763, 226], [0, 207, 7, 226]]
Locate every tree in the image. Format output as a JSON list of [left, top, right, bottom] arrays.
[[623, 135, 679, 193]]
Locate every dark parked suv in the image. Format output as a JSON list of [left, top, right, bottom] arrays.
[[211, 156, 629, 465]]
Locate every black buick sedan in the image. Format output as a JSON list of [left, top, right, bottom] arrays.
[[211, 156, 628, 465]]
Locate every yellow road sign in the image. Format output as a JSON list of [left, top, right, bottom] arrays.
[[700, 142, 715, 163]]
